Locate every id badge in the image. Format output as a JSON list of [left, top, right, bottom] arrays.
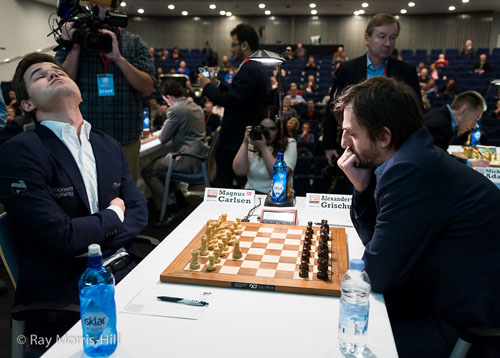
[[97, 74, 115, 96]]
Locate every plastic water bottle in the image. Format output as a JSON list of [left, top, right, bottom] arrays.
[[338, 259, 371, 354], [79, 244, 118, 357], [471, 125, 481, 147], [142, 108, 151, 137], [271, 152, 287, 202]]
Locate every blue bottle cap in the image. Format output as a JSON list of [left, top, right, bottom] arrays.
[[277, 152, 284, 161], [349, 259, 365, 270]]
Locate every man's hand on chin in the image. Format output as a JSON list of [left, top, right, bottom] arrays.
[[337, 147, 372, 193]]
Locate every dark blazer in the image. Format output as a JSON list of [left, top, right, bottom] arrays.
[[352, 128, 500, 346], [0, 124, 147, 308], [423, 105, 467, 164], [324, 54, 420, 150], [202, 60, 268, 152]]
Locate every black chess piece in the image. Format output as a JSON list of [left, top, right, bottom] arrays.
[[317, 258, 329, 280], [299, 261, 309, 278], [307, 221, 313, 227], [301, 253, 310, 262], [318, 242, 328, 252], [319, 248, 329, 260], [302, 248, 310, 257], [321, 219, 329, 231]]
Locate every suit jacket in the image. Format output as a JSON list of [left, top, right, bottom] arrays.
[[0, 124, 148, 307], [202, 60, 268, 152], [324, 54, 421, 150], [352, 128, 500, 334], [159, 98, 209, 173], [423, 105, 467, 164]]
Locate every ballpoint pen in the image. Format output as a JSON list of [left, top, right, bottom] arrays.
[[157, 296, 209, 306]]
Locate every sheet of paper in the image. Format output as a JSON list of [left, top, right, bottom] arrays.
[[119, 287, 213, 320]]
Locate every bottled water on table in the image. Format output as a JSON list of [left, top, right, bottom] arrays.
[[338, 258, 371, 355], [271, 152, 287, 202], [79, 244, 118, 357]]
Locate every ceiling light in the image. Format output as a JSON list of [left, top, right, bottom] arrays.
[[408, 2, 415, 7], [181, 11, 188, 16], [120, 1, 126, 7], [361, 2, 369, 7], [448, 5, 456, 10], [309, 3, 316, 8], [226, 11, 232, 16], [400, 9, 407, 14], [270, 16, 275, 20], [194, 16, 200, 21], [354, 10, 360, 15], [168, 4, 175, 10], [220, 10, 226, 15], [137, 8, 144, 14], [395, 15, 400, 19], [259, 3, 266, 9], [4, 59, 10, 62], [311, 9, 317, 15], [462, 0, 469, 2], [37, 49, 42, 52], [209, 4, 216, 9], [265, 10, 271, 15], [358, 9, 365, 14]]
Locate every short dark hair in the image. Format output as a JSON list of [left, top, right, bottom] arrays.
[[230, 24, 259, 52], [365, 13, 400, 36], [334, 77, 422, 150], [12, 53, 63, 122], [162, 80, 185, 98], [450, 91, 486, 112]]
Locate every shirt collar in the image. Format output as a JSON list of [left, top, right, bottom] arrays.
[[374, 157, 390, 179], [447, 104, 459, 135], [41, 119, 92, 141], [366, 53, 389, 71]]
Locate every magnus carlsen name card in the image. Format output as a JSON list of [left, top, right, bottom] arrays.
[[306, 193, 352, 210], [204, 187, 255, 206]]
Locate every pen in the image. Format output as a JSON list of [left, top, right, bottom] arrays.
[[157, 296, 209, 306]]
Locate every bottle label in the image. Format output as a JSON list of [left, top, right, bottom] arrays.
[[338, 300, 369, 336], [272, 171, 286, 200], [82, 301, 109, 335]]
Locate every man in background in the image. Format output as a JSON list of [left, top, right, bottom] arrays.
[[336, 76, 500, 358], [199, 23, 268, 188], [55, 4, 155, 181], [424, 90, 489, 167]]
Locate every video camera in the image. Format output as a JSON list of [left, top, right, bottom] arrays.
[[54, 0, 128, 53]]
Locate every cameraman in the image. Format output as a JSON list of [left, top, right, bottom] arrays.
[[55, 4, 155, 181], [233, 117, 297, 194]]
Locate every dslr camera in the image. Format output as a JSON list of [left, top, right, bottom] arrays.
[[249, 125, 270, 141], [54, 0, 128, 53]]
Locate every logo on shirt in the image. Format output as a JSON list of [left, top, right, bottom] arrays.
[[53, 186, 74, 198], [11, 180, 27, 195]]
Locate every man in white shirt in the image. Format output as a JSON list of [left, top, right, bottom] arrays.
[[0, 53, 147, 348]]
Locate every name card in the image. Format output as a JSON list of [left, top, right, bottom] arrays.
[[473, 167, 500, 188], [306, 193, 352, 210], [204, 187, 255, 205]]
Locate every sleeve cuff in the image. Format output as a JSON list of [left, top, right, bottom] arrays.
[[107, 205, 125, 222], [466, 159, 472, 167]]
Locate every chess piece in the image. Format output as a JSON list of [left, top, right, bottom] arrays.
[[302, 249, 310, 258], [232, 238, 242, 259], [307, 221, 313, 227], [218, 242, 226, 257], [220, 213, 227, 222], [213, 248, 221, 263], [189, 250, 201, 270], [199, 237, 209, 256], [299, 261, 309, 278], [301, 253, 310, 262], [318, 248, 329, 260], [321, 219, 329, 231], [317, 258, 328, 280], [206, 255, 216, 271]]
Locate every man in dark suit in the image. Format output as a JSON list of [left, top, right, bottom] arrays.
[[199, 23, 268, 188], [336, 77, 500, 357], [324, 13, 420, 166], [0, 53, 147, 343], [424, 90, 489, 167]]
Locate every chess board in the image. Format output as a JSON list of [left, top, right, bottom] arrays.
[[160, 222, 348, 296]]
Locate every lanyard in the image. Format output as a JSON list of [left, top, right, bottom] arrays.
[[382, 65, 387, 77], [98, 27, 121, 72]]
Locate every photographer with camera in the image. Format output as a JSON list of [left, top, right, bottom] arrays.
[[232, 116, 297, 195], [55, 1, 155, 182]]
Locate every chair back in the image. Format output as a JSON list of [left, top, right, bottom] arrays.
[[207, 127, 220, 183], [0, 213, 19, 289]]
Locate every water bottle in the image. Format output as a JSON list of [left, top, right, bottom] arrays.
[[338, 259, 371, 355], [79, 244, 118, 357], [271, 152, 287, 202], [142, 108, 151, 137], [471, 125, 481, 147]]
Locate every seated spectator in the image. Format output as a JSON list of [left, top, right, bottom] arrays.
[[0, 105, 23, 145], [421, 89, 431, 110], [489, 99, 500, 119], [159, 48, 168, 60], [169, 67, 176, 74], [429, 63, 439, 80], [301, 75, 318, 94], [295, 43, 306, 60], [434, 53, 449, 68], [221, 55, 231, 70], [301, 99, 321, 121], [149, 46, 156, 59], [332, 46, 348, 62], [473, 54, 492, 75], [233, 117, 297, 195], [285, 88, 306, 106], [184, 80, 196, 98], [419, 68, 430, 87], [156, 66, 164, 77], [171, 47, 181, 59], [6, 89, 21, 116], [320, 87, 332, 107], [142, 80, 209, 220], [422, 78, 438, 95], [288, 82, 303, 96], [284, 46, 294, 61], [303, 55, 318, 71], [416, 61, 426, 74], [441, 78, 457, 99], [297, 122, 315, 144], [176, 60, 190, 76], [283, 98, 298, 121], [461, 39, 475, 57], [204, 100, 221, 137], [286, 117, 300, 139], [224, 67, 236, 84]]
